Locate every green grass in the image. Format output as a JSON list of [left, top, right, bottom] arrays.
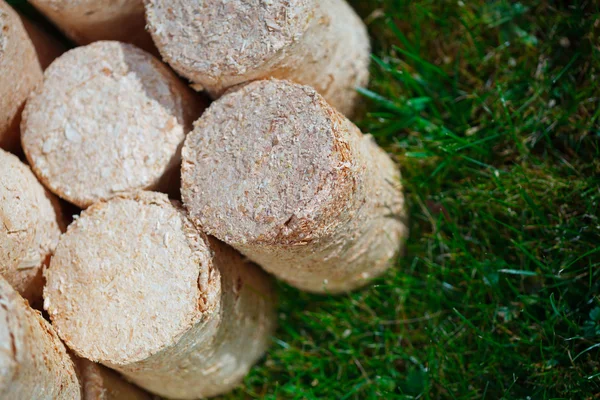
[[9, 0, 600, 398]]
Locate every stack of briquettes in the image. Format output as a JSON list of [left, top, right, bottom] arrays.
[[0, 0, 408, 398]]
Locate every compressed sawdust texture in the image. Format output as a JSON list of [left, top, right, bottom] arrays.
[[28, 0, 155, 52], [182, 79, 408, 293], [0, 276, 81, 399], [0, 0, 42, 151], [145, 0, 370, 116], [21, 41, 205, 208], [45, 191, 275, 399], [0, 149, 63, 304]]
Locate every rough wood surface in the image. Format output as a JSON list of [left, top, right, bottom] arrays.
[[145, 0, 370, 116], [0, 277, 81, 399], [0, 0, 42, 151], [45, 192, 275, 399], [73, 358, 151, 400], [182, 79, 408, 293], [0, 149, 64, 304], [21, 41, 205, 208], [28, 0, 155, 52]]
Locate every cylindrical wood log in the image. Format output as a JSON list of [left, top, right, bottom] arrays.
[[0, 149, 64, 304], [0, 0, 43, 151], [181, 79, 408, 293], [73, 358, 151, 400], [28, 0, 155, 53], [44, 192, 276, 399], [0, 276, 81, 399], [145, 0, 370, 116], [21, 41, 206, 208]]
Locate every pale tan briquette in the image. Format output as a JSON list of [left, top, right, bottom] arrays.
[[0, 0, 43, 151], [45, 192, 276, 399], [28, 0, 155, 53], [0, 149, 64, 304], [0, 277, 81, 399], [73, 358, 151, 400], [22, 41, 206, 208], [181, 79, 408, 293], [20, 15, 66, 69], [145, 0, 370, 116]]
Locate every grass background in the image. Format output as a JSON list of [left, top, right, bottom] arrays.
[[9, 0, 600, 398]]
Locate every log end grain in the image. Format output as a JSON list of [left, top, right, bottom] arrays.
[[145, 0, 370, 116], [182, 79, 408, 293], [45, 191, 275, 398], [0, 0, 43, 151], [0, 149, 64, 304], [145, 0, 315, 89], [21, 41, 205, 208], [123, 236, 276, 399], [181, 79, 345, 246], [0, 277, 81, 399], [44, 191, 216, 366]]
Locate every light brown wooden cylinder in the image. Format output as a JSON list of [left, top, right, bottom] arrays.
[[45, 192, 276, 399], [73, 358, 151, 400], [0, 149, 64, 304], [182, 79, 408, 293], [28, 0, 155, 52], [0, 276, 81, 399], [145, 0, 370, 116], [0, 0, 43, 151], [19, 15, 66, 69], [21, 41, 206, 208]]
